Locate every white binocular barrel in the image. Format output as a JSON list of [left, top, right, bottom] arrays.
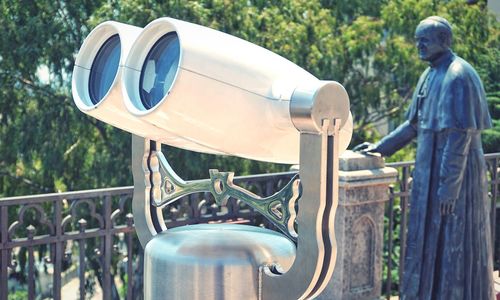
[[72, 21, 222, 154], [73, 18, 353, 164]]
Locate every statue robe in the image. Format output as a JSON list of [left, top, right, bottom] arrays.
[[374, 50, 494, 299]]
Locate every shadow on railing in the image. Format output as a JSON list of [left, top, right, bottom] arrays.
[[0, 154, 498, 300]]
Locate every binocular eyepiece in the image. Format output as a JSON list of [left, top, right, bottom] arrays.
[[72, 18, 353, 164]]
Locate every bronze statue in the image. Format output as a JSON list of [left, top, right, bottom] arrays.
[[354, 16, 494, 299]]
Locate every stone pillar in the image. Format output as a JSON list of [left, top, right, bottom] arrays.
[[318, 151, 398, 300]]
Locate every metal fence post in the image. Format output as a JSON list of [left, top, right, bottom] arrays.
[[0, 206, 8, 300], [53, 198, 62, 300], [103, 196, 112, 300]]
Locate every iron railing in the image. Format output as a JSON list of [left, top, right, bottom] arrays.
[[0, 154, 498, 299], [0, 172, 294, 300]]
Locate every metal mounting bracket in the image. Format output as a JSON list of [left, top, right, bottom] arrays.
[[132, 118, 340, 300], [260, 118, 340, 300], [132, 79, 347, 299], [131, 134, 302, 245]]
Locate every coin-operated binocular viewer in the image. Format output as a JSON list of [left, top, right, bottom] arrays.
[[73, 17, 353, 300]]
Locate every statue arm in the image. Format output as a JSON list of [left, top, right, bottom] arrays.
[[437, 128, 473, 213], [373, 120, 417, 157]]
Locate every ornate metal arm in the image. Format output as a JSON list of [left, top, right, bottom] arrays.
[[148, 148, 301, 242]]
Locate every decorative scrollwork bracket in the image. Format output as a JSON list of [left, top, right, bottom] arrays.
[[148, 148, 301, 242]]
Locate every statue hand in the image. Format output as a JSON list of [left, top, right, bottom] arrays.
[[352, 142, 378, 153], [440, 199, 456, 216]]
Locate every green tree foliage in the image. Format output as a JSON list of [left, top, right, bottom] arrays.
[[0, 0, 498, 196], [483, 91, 500, 153]]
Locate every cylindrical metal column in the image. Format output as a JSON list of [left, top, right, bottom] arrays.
[[144, 224, 296, 300]]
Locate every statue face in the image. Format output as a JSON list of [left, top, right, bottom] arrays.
[[415, 23, 448, 62]]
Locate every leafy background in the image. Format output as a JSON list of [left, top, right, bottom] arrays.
[[0, 0, 498, 197]]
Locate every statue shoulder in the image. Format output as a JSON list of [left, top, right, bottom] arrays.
[[444, 56, 480, 85], [438, 55, 492, 130]]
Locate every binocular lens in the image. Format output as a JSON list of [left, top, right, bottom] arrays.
[[89, 34, 121, 105], [139, 32, 180, 109]]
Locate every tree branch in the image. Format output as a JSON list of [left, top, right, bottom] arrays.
[[0, 170, 52, 194], [355, 87, 413, 131]]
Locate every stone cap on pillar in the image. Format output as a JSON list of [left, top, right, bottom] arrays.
[[339, 150, 398, 188]]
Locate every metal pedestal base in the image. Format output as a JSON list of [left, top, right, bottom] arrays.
[[144, 224, 296, 300]]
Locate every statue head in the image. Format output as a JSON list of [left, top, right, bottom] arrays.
[[415, 16, 452, 62]]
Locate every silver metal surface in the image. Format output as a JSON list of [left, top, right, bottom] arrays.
[[290, 81, 349, 134], [144, 224, 296, 300], [261, 119, 340, 300], [257, 82, 344, 299], [131, 136, 166, 246]]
